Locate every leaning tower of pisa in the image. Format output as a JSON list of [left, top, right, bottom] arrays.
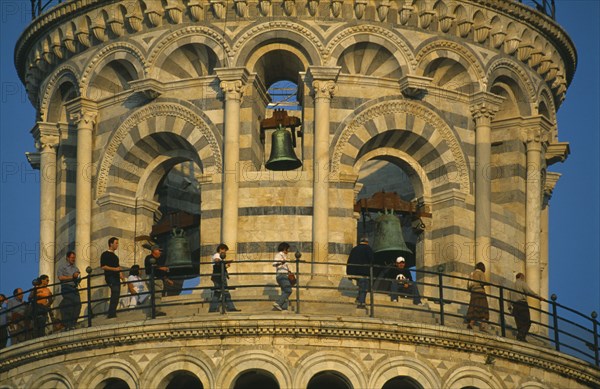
[[3, 0, 599, 388]]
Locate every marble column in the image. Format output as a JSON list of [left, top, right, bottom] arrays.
[[32, 122, 60, 283], [216, 68, 248, 255], [67, 99, 97, 275], [469, 93, 501, 273], [524, 128, 547, 320], [308, 66, 340, 285]]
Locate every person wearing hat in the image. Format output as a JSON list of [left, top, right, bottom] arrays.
[[389, 256, 423, 306], [346, 237, 374, 309], [143, 245, 170, 317]]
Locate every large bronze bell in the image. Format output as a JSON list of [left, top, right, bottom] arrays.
[[372, 210, 413, 256], [165, 228, 193, 276], [265, 126, 302, 171]]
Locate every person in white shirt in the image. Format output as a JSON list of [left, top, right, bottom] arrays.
[[272, 242, 293, 311], [509, 272, 545, 342], [208, 244, 241, 313], [124, 265, 148, 308]]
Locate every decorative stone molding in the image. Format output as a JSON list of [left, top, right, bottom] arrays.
[[330, 100, 470, 193], [2, 317, 598, 386], [97, 192, 160, 213], [65, 97, 98, 127], [216, 67, 250, 102], [96, 102, 223, 197], [354, 0, 367, 19], [398, 75, 432, 99], [545, 142, 570, 165], [39, 64, 81, 122]]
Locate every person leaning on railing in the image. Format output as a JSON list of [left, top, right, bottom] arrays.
[[509, 272, 546, 342], [7, 288, 29, 344], [29, 275, 53, 337], [272, 242, 294, 311], [57, 251, 82, 330]]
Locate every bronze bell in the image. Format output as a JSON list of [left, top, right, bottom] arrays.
[[165, 228, 193, 276], [265, 126, 302, 171], [372, 210, 413, 256]]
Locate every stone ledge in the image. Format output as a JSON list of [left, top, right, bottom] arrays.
[[1, 314, 598, 386]]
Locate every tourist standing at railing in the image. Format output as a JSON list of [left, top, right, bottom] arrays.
[[100, 237, 124, 319], [30, 275, 53, 337], [272, 242, 293, 311], [8, 288, 29, 343], [0, 294, 8, 349], [208, 244, 241, 313], [466, 262, 489, 333], [346, 237, 373, 309], [510, 273, 545, 342], [57, 251, 82, 330], [389, 256, 424, 306], [144, 245, 169, 317]]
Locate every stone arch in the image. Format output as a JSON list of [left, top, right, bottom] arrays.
[[324, 25, 415, 71], [443, 365, 506, 389], [331, 99, 470, 193], [354, 148, 431, 200], [77, 356, 140, 389], [80, 42, 147, 97], [39, 64, 81, 122], [96, 101, 222, 199], [415, 39, 486, 91], [537, 85, 557, 126], [26, 372, 73, 389], [140, 350, 215, 389], [245, 42, 310, 87], [294, 350, 368, 389], [368, 356, 442, 389], [147, 27, 231, 79], [215, 349, 293, 389], [518, 381, 546, 389], [486, 57, 537, 104], [231, 21, 324, 68]]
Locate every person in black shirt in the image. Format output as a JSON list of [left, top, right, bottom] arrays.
[[389, 256, 423, 305], [144, 245, 170, 317], [100, 237, 123, 318], [346, 237, 373, 309]]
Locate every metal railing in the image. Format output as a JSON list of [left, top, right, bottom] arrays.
[[1, 257, 597, 368], [27, 0, 556, 21]]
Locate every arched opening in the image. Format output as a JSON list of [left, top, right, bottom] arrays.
[[157, 43, 220, 81], [337, 42, 403, 78], [164, 370, 204, 389], [46, 80, 78, 122], [307, 371, 352, 389], [382, 375, 424, 389], [423, 57, 477, 94], [88, 59, 138, 100], [98, 378, 129, 389], [232, 369, 279, 389]]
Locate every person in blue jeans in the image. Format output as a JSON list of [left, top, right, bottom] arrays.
[[272, 242, 293, 311], [209, 244, 241, 313], [346, 237, 373, 309]]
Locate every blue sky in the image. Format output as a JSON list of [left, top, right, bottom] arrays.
[[0, 0, 598, 325]]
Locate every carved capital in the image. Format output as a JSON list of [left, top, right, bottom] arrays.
[[31, 122, 60, 151], [66, 98, 98, 128], [312, 80, 337, 100], [469, 92, 503, 123], [215, 67, 250, 101], [219, 80, 245, 101]]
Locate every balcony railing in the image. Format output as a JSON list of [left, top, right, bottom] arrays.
[[28, 0, 556, 21], [2, 257, 598, 369]]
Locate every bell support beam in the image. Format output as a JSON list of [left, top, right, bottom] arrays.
[[308, 66, 340, 286], [31, 122, 60, 283], [216, 68, 249, 257]]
